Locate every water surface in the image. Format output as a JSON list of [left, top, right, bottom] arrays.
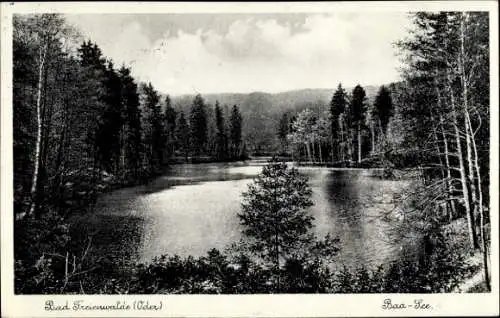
[[91, 159, 411, 269]]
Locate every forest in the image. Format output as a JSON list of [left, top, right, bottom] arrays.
[[12, 12, 491, 294], [13, 14, 246, 221]]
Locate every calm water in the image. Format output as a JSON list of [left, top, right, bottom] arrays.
[[91, 159, 412, 269]]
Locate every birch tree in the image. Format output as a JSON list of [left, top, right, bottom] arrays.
[[14, 14, 75, 218]]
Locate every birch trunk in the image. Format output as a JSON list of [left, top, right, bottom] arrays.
[[459, 13, 479, 249], [434, 74, 458, 220], [370, 121, 375, 155], [468, 112, 490, 290], [305, 142, 312, 163], [311, 141, 316, 163], [459, 12, 489, 286], [339, 118, 344, 163], [318, 142, 323, 164], [461, 18, 478, 227], [439, 113, 457, 220], [349, 130, 354, 165], [447, 69, 477, 249], [357, 124, 361, 164], [28, 41, 48, 218], [330, 137, 334, 163]]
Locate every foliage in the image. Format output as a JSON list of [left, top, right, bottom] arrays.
[[277, 112, 292, 154], [189, 94, 208, 155], [141, 82, 165, 173], [175, 111, 190, 160], [350, 85, 367, 125], [229, 105, 243, 158], [238, 159, 344, 292], [214, 101, 228, 161], [330, 84, 347, 153], [163, 95, 177, 157], [373, 85, 394, 134], [239, 159, 314, 268]]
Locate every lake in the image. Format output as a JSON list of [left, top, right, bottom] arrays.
[[81, 158, 414, 270]]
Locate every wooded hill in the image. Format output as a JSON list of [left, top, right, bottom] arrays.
[[168, 87, 379, 154]]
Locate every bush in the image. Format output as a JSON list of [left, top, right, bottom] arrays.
[[14, 212, 70, 293]]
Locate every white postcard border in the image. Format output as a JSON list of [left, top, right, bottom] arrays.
[[1, 2, 498, 317]]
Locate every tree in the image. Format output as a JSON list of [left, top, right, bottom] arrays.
[[13, 18, 38, 217], [229, 105, 243, 159], [313, 112, 331, 163], [96, 60, 123, 175], [119, 66, 141, 179], [141, 82, 164, 173], [189, 94, 208, 155], [239, 159, 314, 291], [175, 111, 190, 162], [277, 112, 291, 155], [13, 14, 85, 218], [373, 85, 394, 135], [330, 84, 347, 162], [205, 103, 217, 157], [350, 85, 367, 164], [78, 43, 126, 178], [214, 101, 227, 161], [372, 85, 394, 154], [17, 14, 67, 218], [164, 95, 177, 158], [287, 109, 317, 163], [78, 40, 105, 68]]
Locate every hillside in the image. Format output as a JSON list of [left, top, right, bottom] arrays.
[[166, 86, 381, 153], [169, 86, 379, 113]]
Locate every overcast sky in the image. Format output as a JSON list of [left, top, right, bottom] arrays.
[[65, 13, 412, 95]]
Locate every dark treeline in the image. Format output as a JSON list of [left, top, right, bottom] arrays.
[[13, 14, 245, 221]]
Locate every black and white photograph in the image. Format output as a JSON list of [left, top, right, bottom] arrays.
[[1, 1, 498, 317]]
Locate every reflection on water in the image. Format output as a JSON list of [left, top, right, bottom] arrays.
[[92, 159, 411, 269]]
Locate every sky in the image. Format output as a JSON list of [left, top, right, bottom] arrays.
[[65, 13, 413, 95]]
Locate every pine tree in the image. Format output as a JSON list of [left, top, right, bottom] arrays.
[[373, 85, 394, 135], [205, 103, 217, 157], [97, 60, 123, 174], [214, 101, 227, 161], [141, 82, 164, 174], [189, 94, 208, 155], [239, 159, 314, 292], [79, 43, 123, 175], [164, 95, 177, 158], [229, 105, 243, 159], [330, 84, 348, 163], [119, 66, 141, 180], [350, 85, 367, 164], [176, 111, 190, 162], [78, 40, 106, 69]]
